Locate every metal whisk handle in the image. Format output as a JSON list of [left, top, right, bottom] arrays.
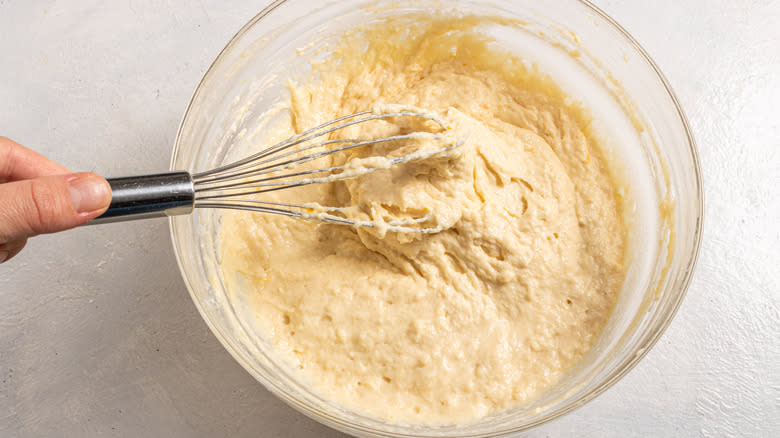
[[89, 172, 195, 224]]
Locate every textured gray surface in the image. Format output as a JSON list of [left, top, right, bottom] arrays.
[[1, 1, 778, 437]]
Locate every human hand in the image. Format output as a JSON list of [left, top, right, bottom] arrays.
[[0, 137, 111, 263]]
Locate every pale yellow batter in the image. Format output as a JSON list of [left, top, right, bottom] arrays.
[[219, 15, 627, 424]]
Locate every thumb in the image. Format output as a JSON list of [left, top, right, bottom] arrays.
[[0, 172, 111, 243]]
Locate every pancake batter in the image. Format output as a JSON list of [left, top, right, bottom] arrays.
[[219, 15, 627, 424]]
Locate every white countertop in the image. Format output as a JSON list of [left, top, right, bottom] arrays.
[[1, 1, 778, 436]]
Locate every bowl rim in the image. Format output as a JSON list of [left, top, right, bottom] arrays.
[[168, 0, 704, 435]]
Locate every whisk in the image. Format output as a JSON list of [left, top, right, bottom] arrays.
[[91, 107, 462, 233]]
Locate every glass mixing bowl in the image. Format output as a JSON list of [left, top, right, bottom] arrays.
[[169, 0, 703, 436]]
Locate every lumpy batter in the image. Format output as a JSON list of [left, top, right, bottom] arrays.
[[219, 15, 627, 424]]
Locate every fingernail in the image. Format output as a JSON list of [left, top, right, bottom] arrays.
[[68, 173, 111, 214]]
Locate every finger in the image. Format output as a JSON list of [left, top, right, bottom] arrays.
[[0, 172, 112, 243], [0, 136, 70, 182], [0, 238, 27, 264]]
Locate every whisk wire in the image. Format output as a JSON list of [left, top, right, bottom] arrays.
[[194, 132, 450, 196], [191, 108, 460, 233], [193, 110, 446, 182], [192, 110, 370, 179]]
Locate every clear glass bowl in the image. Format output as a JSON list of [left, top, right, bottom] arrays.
[[169, 0, 703, 436]]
